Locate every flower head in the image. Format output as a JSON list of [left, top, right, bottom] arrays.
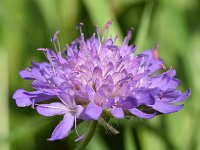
[[13, 21, 190, 141]]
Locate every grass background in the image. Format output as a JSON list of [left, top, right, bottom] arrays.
[[0, 0, 199, 149]]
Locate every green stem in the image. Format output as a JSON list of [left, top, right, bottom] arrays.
[[75, 121, 98, 150]]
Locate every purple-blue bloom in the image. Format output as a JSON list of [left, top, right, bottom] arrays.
[[13, 21, 190, 141]]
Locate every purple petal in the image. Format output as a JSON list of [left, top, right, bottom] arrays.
[[104, 62, 114, 76], [75, 105, 84, 117], [133, 88, 155, 105], [32, 68, 47, 82], [119, 96, 137, 109], [141, 49, 163, 73], [112, 71, 126, 83], [59, 93, 75, 107], [172, 89, 191, 103], [79, 111, 93, 120], [19, 62, 51, 81], [19, 69, 34, 80], [103, 75, 114, 86], [48, 113, 74, 141], [129, 108, 156, 119], [121, 88, 155, 109], [103, 98, 114, 108], [57, 52, 67, 64], [160, 89, 181, 102], [151, 101, 184, 114], [52, 76, 66, 87], [36, 102, 67, 116], [96, 84, 113, 98], [85, 102, 103, 120], [94, 78, 101, 90], [13, 89, 54, 107], [149, 74, 170, 89], [93, 66, 103, 79], [163, 79, 180, 90], [148, 69, 180, 90], [86, 85, 95, 101], [46, 49, 57, 64], [31, 80, 60, 95], [109, 108, 124, 119]]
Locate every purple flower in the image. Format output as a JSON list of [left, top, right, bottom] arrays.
[[13, 21, 190, 141]]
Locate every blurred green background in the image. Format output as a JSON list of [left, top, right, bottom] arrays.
[[0, 0, 199, 149]]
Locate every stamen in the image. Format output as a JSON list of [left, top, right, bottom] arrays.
[[102, 19, 113, 42], [127, 27, 134, 40], [160, 64, 166, 70], [76, 22, 84, 34], [96, 26, 101, 43], [96, 26, 102, 54], [56, 38, 61, 52], [122, 27, 134, 46], [74, 117, 84, 142], [113, 34, 118, 43], [52, 66, 56, 76], [50, 31, 60, 43], [26, 67, 32, 71], [37, 48, 48, 60], [75, 135, 84, 142], [50, 31, 60, 52], [152, 44, 159, 60], [155, 43, 159, 49], [57, 95, 71, 108], [138, 56, 146, 73], [153, 50, 158, 60], [31, 99, 35, 109], [53, 42, 58, 53], [37, 48, 48, 51]]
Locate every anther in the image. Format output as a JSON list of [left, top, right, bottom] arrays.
[[37, 48, 48, 51], [127, 27, 134, 40], [50, 31, 61, 52], [160, 64, 166, 70], [102, 19, 113, 42], [76, 22, 84, 34], [104, 19, 113, 30], [50, 31, 60, 43]]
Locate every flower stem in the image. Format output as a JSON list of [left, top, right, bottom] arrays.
[[75, 121, 98, 150]]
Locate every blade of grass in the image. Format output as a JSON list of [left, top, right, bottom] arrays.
[[119, 0, 146, 5], [0, 49, 9, 150], [135, 1, 154, 51], [35, 0, 59, 30], [124, 125, 136, 150], [0, 115, 52, 144]]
